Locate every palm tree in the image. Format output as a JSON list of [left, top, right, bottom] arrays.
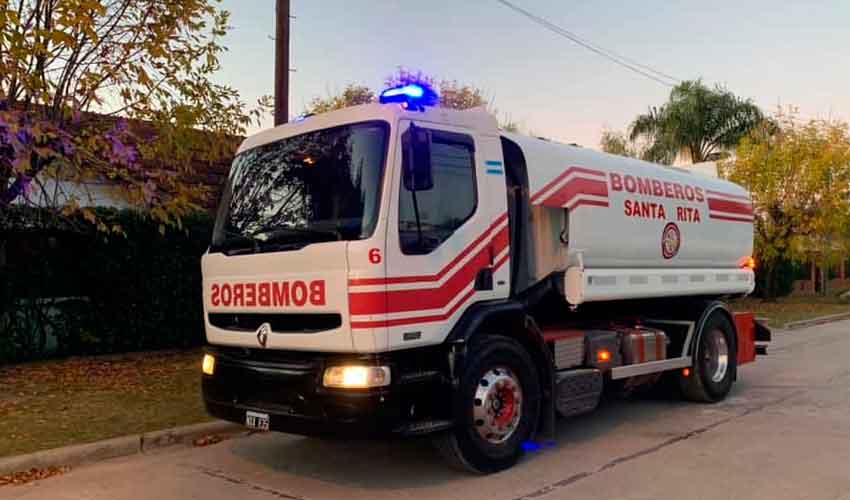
[[629, 80, 764, 165]]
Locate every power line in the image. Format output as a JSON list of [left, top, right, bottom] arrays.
[[494, 0, 681, 87]]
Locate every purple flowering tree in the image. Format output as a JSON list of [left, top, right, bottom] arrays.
[[0, 0, 264, 232]]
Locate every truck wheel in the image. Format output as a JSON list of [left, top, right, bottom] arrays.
[[681, 313, 737, 402], [433, 335, 541, 473]]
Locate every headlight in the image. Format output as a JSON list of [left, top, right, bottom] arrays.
[[202, 354, 216, 376], [323, 365, 390, 389]]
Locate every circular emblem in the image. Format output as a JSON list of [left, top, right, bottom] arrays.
[[256, 322, 271, 348], [661, 223, 681, 259]]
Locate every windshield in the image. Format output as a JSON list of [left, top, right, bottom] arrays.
[[211, 121, 389, 254]]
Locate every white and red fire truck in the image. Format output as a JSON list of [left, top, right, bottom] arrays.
[[201, 84, 770, 473]]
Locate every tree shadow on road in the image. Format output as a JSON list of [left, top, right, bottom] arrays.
[[226, 394, 700, 490]]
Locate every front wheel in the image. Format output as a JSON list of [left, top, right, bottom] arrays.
[[433, 335, 541, 473], [681, 313, 737, 402]]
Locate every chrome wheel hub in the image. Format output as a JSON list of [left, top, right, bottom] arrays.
[[704, 328, 729, 383], [472, 367, 523, 444]]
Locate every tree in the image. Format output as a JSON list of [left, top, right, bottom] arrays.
[[630, 80, 764, 165], [721, 114, 850, 297], [600, 129, 639, 158], [304, 84, 375, 115], [0, 0, 261, 231]]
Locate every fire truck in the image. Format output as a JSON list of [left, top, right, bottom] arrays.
[[201, 83, 770, 473]]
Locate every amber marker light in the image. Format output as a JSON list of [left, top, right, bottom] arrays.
[[741, 256, 756, 269], [597, 349, 612, 363], [202, 354, 215, 376]]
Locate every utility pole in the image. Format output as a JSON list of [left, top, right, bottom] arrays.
[[274, 0, 290, 126]]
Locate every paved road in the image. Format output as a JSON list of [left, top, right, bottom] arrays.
[[4, 320, 850, 500]]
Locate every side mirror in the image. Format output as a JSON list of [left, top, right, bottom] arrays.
[[403, 124, 434, 191]]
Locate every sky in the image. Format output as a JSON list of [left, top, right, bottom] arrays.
[[216, 0, 850, 149]]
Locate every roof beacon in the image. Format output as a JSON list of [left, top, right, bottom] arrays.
[[379, 83, 438, 110]]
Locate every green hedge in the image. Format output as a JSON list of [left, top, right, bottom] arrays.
[[0, 208, 213, 364], [753, 257, 796, 299]]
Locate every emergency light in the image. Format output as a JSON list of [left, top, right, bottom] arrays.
[[379, 83, 439, 109]]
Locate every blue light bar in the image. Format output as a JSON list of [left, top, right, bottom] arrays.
[[379, 83, 438, 108], [381, 84, 425, 99]]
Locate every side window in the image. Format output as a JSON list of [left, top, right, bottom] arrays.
[[399, 129, 477, 255]]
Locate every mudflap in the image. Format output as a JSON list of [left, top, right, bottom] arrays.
[[734, 312, 770, 364]]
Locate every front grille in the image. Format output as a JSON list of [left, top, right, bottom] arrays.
[[213, 345, 324, 366], [208, 312, 342, 333]]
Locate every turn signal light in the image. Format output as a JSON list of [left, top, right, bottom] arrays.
[[202, 354, 215, 376], [682, 368, 691, 377], [597, 349, 612, 363], [742, 257, 756, 270]]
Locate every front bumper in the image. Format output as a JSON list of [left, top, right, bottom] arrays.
[[202, 345, 450, 438]]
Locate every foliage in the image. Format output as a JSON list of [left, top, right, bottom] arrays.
[[305, 84, 375, 115], [0, 207, 212, 363], [721, 114, 850, 297], [0, 0, 260, 230], [753, 257, 796, 298], [600, 129, 641, 158], [629, 80, 764, 164]]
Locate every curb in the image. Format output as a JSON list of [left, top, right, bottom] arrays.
[[0, 420, 246, 475], [784, 312, 850, 331]]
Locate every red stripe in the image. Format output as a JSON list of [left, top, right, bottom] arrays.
[[348, 213, 508, 286], [707, 198, 753, 216], [349, 228, 509, 315], [567, 199, 610, 210], [529, 166, 607, 203], [350, 254, 510, 329], [350, 289, 477, 329], [540, 178, 608, 208], [707, 189, 750, 202]]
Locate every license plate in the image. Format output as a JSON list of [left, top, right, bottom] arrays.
[[245, 411, 270, 431]]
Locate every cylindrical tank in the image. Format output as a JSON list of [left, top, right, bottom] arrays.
[[504, 133, 754, 303]]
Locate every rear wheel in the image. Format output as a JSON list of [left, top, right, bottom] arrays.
[[433, 335, 541, 473], [681, 313, 737, 402]]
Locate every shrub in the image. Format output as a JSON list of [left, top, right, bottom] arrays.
[[0, 207, 212, 364]]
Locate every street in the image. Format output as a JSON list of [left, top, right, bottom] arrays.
[[4, 320, 850, 500]]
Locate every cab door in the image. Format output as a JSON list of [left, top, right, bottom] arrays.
[[351, 120, 510, 350]]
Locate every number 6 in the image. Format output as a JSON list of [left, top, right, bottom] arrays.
[[368, 248, 382, 264]]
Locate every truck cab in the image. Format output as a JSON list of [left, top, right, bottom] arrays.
[[203, 99, 508, 354]]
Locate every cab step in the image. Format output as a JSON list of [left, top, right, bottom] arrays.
[[394, 420, 454, 436], [555, 369, 603, 418]]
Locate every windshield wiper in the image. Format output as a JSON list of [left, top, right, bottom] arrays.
[[251, 226, 342, 244], [215, 230, 260, 256]]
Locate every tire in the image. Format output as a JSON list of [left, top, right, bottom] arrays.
[[433, 335, 541, 473], [680, 312, 737, 402]]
